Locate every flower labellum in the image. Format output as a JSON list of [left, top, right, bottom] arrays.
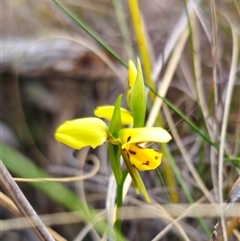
[[118, 127, 172, 171], [124, 144, 163, 171]]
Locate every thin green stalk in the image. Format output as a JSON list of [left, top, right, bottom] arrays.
[[115, 184, 123, 232], [53, 0, 127, 68], [162, 93, 238, 164], [115, 170, 128, 233], [145, 82, 236, 159], [113, 0, 134, 59]]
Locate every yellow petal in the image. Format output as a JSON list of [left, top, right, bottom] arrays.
[[126, 144, 162, 171], [127, 60, 137, 107], [118, 127, 172, 149], [55, 117, 108, 149], [94, 106, 133, 125], [128, 60, 137, 88]]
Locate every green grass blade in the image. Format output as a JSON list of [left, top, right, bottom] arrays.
[[113, 0, 134, 59], [53, 0, 127, 68]]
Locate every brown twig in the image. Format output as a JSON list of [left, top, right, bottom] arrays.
[[0, 160, 55, 241]]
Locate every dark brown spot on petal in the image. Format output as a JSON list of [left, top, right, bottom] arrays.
[[127, 136, 131, 142], [155, 156, 159, 160], [143, 161, 150, 166], [129, 150, 136, 155]]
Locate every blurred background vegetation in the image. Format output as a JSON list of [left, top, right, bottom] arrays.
[[1, 0, 240, 241]]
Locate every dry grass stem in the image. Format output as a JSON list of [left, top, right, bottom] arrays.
[[0, 161, 55, 241]]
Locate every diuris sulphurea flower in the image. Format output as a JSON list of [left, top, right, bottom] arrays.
[[55, 58, 172, 202], [55, 118, 171, 171]]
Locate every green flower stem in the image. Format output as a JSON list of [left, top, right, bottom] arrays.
[[108, 143, 122, 185], [115, 169, 129, 233], [108, 132, 120, 145]]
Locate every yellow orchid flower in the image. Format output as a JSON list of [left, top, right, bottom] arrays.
[[55, 115, 172, 172], [55, 58, 172, 203], [118, 127, 172, 171], [93, 105, 172, 171]]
